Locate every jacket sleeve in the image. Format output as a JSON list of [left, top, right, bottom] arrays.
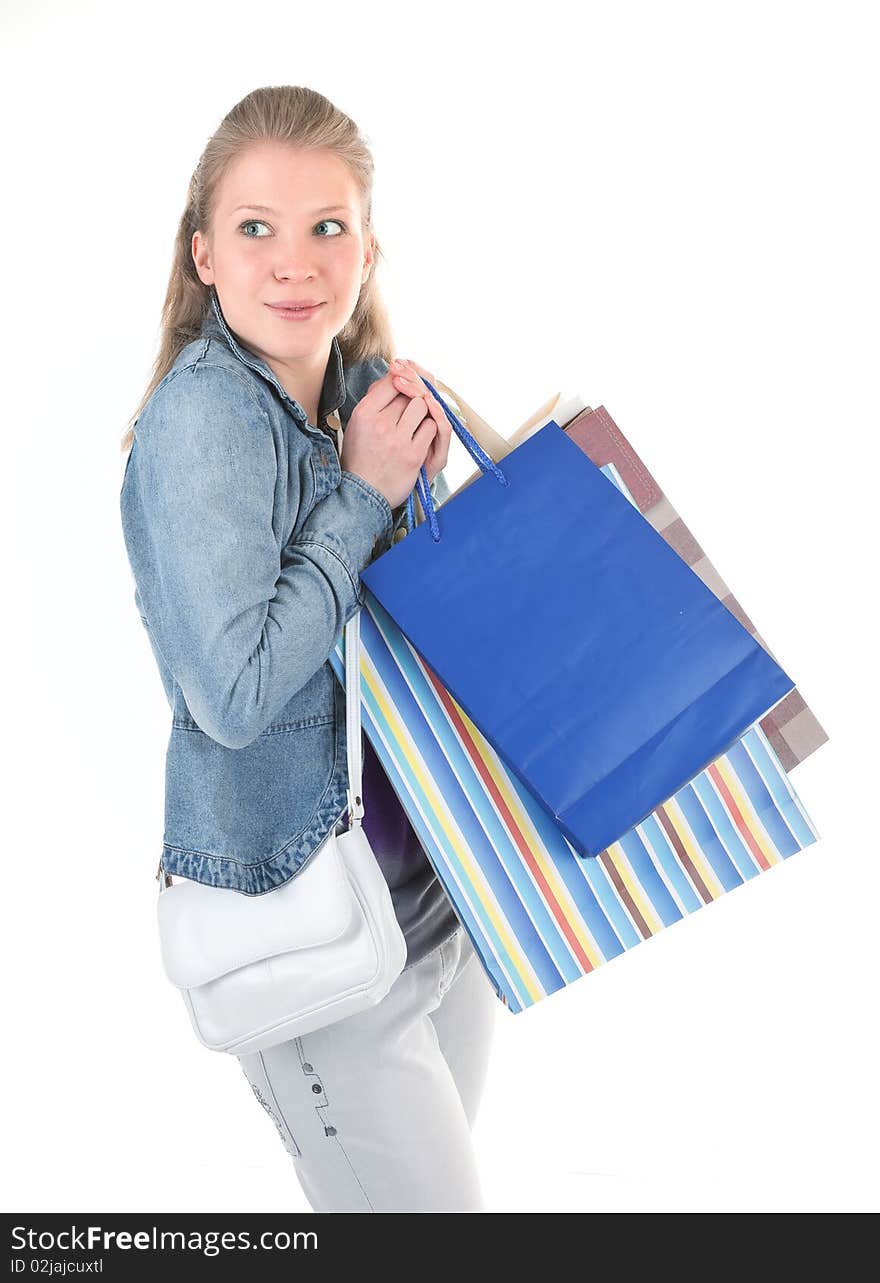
[[120, 362, 393, 750]]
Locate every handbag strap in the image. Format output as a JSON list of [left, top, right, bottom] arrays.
[[343, 607, 365, 826], [329, 409, 365, 826]]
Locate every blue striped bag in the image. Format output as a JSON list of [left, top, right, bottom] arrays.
[[328, 462, 820, 1013]]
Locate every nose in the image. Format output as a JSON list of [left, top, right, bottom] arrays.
[[273, 234, 319, 280]]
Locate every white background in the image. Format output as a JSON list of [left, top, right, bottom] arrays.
[[1, 0, 876, 1215]]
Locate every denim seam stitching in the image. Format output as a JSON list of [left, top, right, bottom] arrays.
[[187, 358, 275, 424], [201, 338, 325, 437], [307, 452, 319, 518], [160, 798, 348, 872], [338, 471, 393, 534], [161, 799, 347, 871], [296, 537, 360, 599], [171, 715, 335, 734], [150, 357, 271, 427]]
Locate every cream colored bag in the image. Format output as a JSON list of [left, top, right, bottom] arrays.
[[155, 608, 408, 1056]]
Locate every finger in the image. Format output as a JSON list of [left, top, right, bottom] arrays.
[[397, 369, 451, 433], [421, 439, 440, 485], [424, 391, 452, 469], [391, 369, 448, 440], [390, 360, 436, 401], [398, 393, 434, 440], [397, 358, 435, 384], [420, 403, 451, 477], [366, 368, 417, 413], [389, 365, 452, 473], [389, 357, 434, 379], [428, 425, 451, 477], [391, 372, 446, 437]]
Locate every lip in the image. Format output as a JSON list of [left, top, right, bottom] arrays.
[[265, 301, 325, 323], [265, 300, 325, 310]]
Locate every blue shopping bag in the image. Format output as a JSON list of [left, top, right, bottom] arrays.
[[360, 383, 797, 859]]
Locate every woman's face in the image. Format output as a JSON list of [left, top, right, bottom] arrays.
[[192, 142, 373, 371]]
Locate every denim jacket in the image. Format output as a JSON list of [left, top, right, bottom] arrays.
[[120, 288, 451, 895]]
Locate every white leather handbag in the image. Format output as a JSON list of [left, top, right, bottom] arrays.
[[155, 606, 408, 1056]]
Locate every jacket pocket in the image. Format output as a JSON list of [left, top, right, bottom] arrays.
[[164, 664, 340, 865], [163, 714, 338, 865]]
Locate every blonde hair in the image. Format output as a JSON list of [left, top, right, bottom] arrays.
[[120, 85, 395, 453]]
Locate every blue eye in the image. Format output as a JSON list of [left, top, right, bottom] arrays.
[[238, 218, 347, 238]]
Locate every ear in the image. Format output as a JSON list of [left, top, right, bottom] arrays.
[[192, 229, 214, 286], [361, 230, 376, 286]]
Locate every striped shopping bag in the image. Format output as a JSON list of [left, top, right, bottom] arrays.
[[329, 462, 820, 1013]]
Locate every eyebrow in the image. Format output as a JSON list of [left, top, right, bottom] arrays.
[[232, 203, 354, 216]]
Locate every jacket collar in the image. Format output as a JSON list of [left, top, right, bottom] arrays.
[[199, 287, 347, 431]]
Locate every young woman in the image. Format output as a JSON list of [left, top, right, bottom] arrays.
[[119, 85, 497, 1212]]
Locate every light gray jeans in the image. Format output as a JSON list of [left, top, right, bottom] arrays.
[[236, 927, 498, 1212]]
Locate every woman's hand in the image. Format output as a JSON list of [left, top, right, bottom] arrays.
[[388, 358, 452, 487], [341, 364, 446, 510]]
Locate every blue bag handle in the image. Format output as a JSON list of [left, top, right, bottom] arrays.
[[403, 377, 509, 543]]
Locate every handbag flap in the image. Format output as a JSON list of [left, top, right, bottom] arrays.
[[157, 832, 355, 989]]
